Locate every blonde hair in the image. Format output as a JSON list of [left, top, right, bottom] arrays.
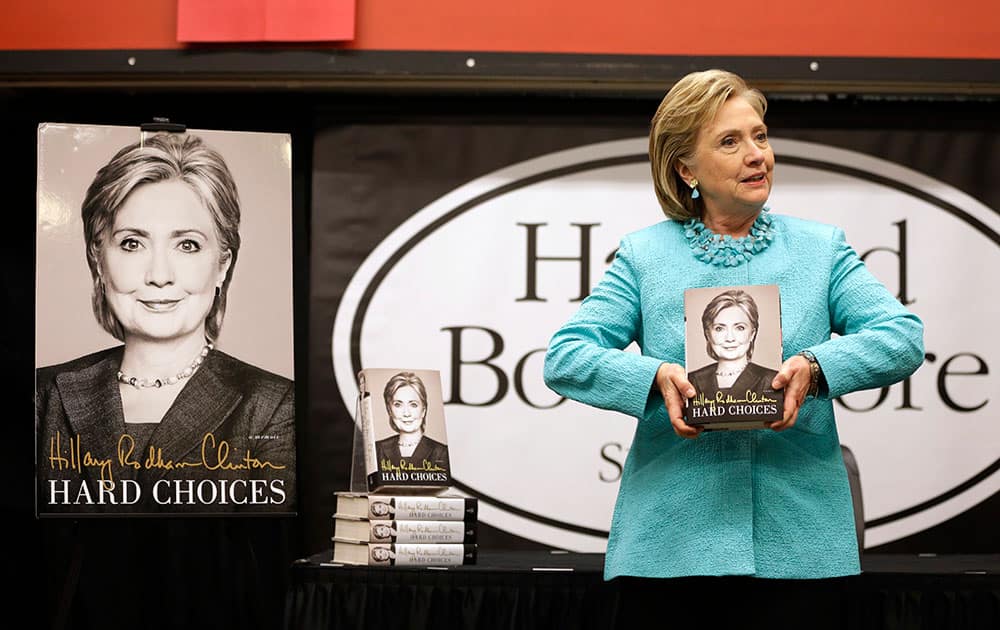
[[701, 289, 759, 360], [383, 372, 428, 433], [649, 69, 767, 221], [82, 133, 241, 342]]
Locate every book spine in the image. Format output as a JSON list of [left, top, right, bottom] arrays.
[[371, 519, 476, 543], [371, 497, 477, 520], [375, 543, 477, 566]]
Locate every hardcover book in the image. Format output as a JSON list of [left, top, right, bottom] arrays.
[[356, 368, 451, 492], [683, 284, 784, 430], [334, 515, 477, 544], [335, 492, 478, 521], [331, 540, 478, 566]]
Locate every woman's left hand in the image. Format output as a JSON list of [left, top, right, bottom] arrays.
[[768, 355, 812, 431]]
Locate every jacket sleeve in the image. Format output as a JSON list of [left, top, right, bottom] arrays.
[[543, 236, 665, 420], [805, 227, 925, 399]]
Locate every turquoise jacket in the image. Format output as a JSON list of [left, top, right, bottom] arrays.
[[543, 214, 924, 580]]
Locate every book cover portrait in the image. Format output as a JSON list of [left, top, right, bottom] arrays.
[[357, 368, 451, 491], [683, 284, 784, 429], [35, 124, 296, 516]]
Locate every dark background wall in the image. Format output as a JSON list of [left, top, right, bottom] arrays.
[[3, 4, 999, 628]]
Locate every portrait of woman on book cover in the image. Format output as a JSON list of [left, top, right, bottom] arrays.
[[374, 371, 450, 475], [35, 125, 296, 515], [371, 522, 398, 541], [686, 288, 780, 402], [370, 498, 395, 517], [370, 545, 397, 565]]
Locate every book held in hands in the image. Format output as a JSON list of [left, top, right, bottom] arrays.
[[356, 368, 451, 493], [683, 284, 784, 430]]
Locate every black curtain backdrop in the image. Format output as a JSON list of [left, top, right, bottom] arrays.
[[285, 551, 1000, 630], [4, 88, 998, 629]]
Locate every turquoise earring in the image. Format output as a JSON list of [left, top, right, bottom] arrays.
[[690, 179, 700, 199]]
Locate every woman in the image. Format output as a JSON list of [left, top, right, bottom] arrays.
[[687, 289, 778, 405], [374, 372, 449, 473], [543, 70, 924, 580], [36, 132, 295, 514]]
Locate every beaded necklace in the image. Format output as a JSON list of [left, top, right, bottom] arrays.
[[683, 208, 775, 267], [715, 360, 749, 378], [117, 342, 213, 389]]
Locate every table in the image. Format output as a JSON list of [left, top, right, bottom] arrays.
[[284, 551, 1000, 629]]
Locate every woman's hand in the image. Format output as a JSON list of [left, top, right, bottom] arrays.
[[655, 362, 701, 439], [769, 355, 812, 431]]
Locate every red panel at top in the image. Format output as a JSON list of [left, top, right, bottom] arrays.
[[176, 0, 355, 42], [2, 0, 998, 59]]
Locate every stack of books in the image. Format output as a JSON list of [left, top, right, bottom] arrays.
[[335, 368, 478, 566], [332, 492, 478, 566]]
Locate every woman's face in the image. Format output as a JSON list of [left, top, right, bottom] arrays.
[[708, 306, 755, 362], [389, 385, 425, 434], [676, 96, 774, 219], [101, 180, 230, 344]]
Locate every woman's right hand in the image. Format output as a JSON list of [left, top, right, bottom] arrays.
[[654, 362, 701, 439]]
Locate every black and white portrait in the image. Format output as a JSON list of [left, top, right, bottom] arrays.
[[685, 285, 782, 403], [369, 498, 395, 518], [370, 545, 396, 565], [35, 124, 296, 515], [370, 522, 398, 542], [373, 370, 450, 475]]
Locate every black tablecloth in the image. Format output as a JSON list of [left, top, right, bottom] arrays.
[[285, 551, 1000, 629]]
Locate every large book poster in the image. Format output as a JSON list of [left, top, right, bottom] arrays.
[[35, 124, 296, 516]]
